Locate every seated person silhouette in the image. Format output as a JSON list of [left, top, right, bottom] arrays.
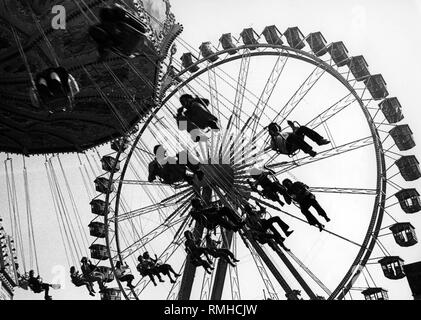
[[141, 252, 181, 284], [268, 121, 330, 157], [28, 270, 55, 300], [148, 145, 203, 185], [137, 254, 163, 286], [176, 94, 219, 137], [184, 230, 214, 274], [205, 233, 240, 267], [243, 203, 291, 251], [31, 67, 79, 112], [70, 266, 95, 296], [89, 4, 148, 60], [282, 178, 330, 232], [189, 198, 244, 232], [114, 261, 135, 289], [248, 167, 291, 207], [80, 257, 107, 293]]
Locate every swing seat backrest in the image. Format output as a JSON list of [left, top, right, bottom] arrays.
[[72, 278, 85, 287], [19, 279, 30, 290]]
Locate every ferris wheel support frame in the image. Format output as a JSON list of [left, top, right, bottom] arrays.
[[108, 43, 387, 300]]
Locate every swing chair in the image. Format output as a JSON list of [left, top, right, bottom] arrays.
[[10, 12, 80, 114], [89, 4, 150, 61], [29, 67, 80, 113], [267, 121, 301, 158]]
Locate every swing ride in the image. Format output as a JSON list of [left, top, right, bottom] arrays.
[[1, 0, 421, 300]]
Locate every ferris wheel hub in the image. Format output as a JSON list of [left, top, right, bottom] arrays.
[[193, 163, 236, 193]]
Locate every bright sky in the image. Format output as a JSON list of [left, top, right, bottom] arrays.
[[2, 0, 421, 300]]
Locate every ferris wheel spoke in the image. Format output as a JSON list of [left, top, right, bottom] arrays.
[[115, 179, 174, 187], [135, 145, 154, 156], [231, 143, 262, 170], [248, 194, 362, 248], [118, 215, 186, 261], [207, 68, 222, 123], [182, 75, 234, 126], [251, 52, 289, 135], [230, 49, 251, 134], [244, 233, 290, 299], [305, 93, 357, 130], [285, 251, 332, 297], [308, 187, 378, 195], [216, 125, 234, 162], [200, 233, 223, 300], [268, 136, 374, 174], [267, 240, 318, 299], [131, 222, 188, 297], [114, 187, 193, 222], [210, 49, 291, 133], [228, 233, 241, 300], [201, 170, 239, 207], [274, 65, 326, 127], [159, 188, 194, 204], [112, 202, 182, 223], [180, 50, 261, 134], [222, 127, 264, 166], [167, 259, 187, 300]]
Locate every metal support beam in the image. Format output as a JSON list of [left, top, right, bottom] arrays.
[[306, 93, 357, 130], [246, 234, 293, 298], [228, 234, 241, 300], [210, 230, 234, 299], [309, 187, 377, 195], [270, 242, 317, 300], [177, 186, 212, 300], [251, 52, 289, 135], [177, 223, 204, 300], [269, 136, 374, 174], [274, 64, 326, 126], [233, 50, 251, 132]]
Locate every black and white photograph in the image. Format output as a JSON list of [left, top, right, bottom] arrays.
[[0, 0, 420, 312]]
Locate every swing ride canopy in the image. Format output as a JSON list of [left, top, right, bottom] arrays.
[[0, 0, 180, 155]]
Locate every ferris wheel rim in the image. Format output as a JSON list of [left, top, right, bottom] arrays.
[[106, 42, 388, 300]]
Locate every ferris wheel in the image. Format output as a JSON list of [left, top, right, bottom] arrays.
[[0, 1, 420, 301], [89, 25, 420, 300]]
